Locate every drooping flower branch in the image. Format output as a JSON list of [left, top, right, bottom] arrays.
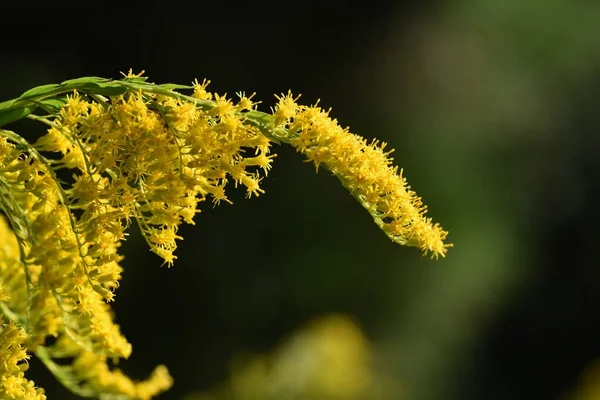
[[0, 71, 450, 399]]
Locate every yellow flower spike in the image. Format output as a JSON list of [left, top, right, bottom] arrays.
[[272, 94, 452, 258], [0, 71, 450, 400]]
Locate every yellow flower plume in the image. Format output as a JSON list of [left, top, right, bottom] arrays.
[[271, 92, 451, 258], [0, 71, 451, 400]]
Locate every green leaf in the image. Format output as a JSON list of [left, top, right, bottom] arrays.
[[0, 105, 37, 127], [18, 83, 61, 100], [160, 83, 193, 90], [37, 97, 67, 114], [59, 77, 130, 96], [60, 76, 109, 86], [122, 75, 149, 83], [79, 82, 128, 97], [0, 99, 15, 112]]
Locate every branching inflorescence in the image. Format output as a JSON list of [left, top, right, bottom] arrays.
[[0, 71, 451, 399]]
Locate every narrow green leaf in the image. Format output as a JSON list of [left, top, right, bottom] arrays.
[[0, 105, 37, 127], [18, 83, 62, 100], [122, 75, 149, 83], [0, 99, 15, 112], [60, 76, 109, 86], [160, 83, 193, 90], [79, 82, 128, 97], [37, 97, 67, 113]]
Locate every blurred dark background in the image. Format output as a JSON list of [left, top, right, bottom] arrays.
[[2, 1, 600, 399]]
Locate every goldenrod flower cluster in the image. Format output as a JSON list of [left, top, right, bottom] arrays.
[[271, 93, 451, 258], [0, 315, 45, 400], [0, 72, 450, 399]]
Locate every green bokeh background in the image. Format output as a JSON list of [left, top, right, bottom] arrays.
[[2, 1, 600, 399]]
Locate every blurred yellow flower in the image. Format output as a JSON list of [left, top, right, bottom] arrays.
[[187, 314, 390, 400], [565, 359, 600, 400]]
